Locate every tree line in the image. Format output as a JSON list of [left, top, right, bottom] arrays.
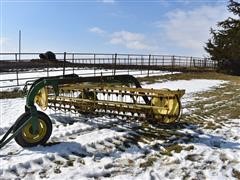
[[205, 0, 240, 75]]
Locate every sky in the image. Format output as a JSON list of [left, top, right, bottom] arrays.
[[0, 0, 232, 57]]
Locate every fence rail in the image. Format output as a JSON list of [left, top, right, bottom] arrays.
[[0, 52, 216, 67], [0, 52, 217, 90]]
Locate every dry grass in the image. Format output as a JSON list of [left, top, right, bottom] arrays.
[[0, 89, 25, 99], [232, 169, 240, 179]]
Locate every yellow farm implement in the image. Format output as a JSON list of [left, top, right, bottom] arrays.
[[0, 74, 185, 148]]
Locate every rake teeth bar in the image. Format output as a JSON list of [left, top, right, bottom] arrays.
[[47, 83, 185, 123]]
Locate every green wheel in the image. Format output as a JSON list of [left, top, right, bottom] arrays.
[[13, 111, 52, 147]]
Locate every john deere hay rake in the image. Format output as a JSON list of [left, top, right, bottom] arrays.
[[0, 74, 185, 149]]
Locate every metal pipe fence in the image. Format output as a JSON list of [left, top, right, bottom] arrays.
[[0, 52, 217, 90]]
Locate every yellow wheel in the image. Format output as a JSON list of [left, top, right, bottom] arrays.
[[34, 87, 48, 111], [14, 111, 52, 147], [151, 95, 181, 123], [21, 119, 47, 143]]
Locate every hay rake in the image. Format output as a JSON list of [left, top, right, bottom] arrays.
[[0, 74, 185, 149]]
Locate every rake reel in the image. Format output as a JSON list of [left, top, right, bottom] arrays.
[[0, 74, 185, 148]]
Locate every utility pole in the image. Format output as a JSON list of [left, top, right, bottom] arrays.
[[16, 30, 21, 86], [18, 30, 21, 61]]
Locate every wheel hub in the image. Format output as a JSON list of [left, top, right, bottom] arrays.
[[22, 119, 47, 143]]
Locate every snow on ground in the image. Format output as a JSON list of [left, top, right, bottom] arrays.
[[1, 78, 239, 180], [143, 79, 226, 94]]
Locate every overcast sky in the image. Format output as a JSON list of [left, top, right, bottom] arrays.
[[0, 0, 231, 57]]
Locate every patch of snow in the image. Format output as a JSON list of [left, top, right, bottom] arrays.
[[143, 79, 227, 95]]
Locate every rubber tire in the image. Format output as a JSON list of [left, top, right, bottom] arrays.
[[13, 111, 52, 147]]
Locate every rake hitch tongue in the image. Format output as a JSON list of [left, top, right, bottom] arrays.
[[0, 74, 185, 149]]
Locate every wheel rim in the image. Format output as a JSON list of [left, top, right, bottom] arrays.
[[35, 87, 48, 110], [22, 119, 47, 143], [151, 96, 180, 123]]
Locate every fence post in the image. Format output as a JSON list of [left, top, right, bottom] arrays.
[[204, 58, 207, 67], [15, 53, 19, 86], [162, 56, 164, 67], [72, 53, 75, 74], [147, 54, 151, 77], [190, 56, 192, 68], [171, 55, 175, 73], [113, 53, 117, 76], [128, 55, 130, 74], [63, 52, 66, 75], [94, 54, 96, 76], [47, 66, 49, 77]]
